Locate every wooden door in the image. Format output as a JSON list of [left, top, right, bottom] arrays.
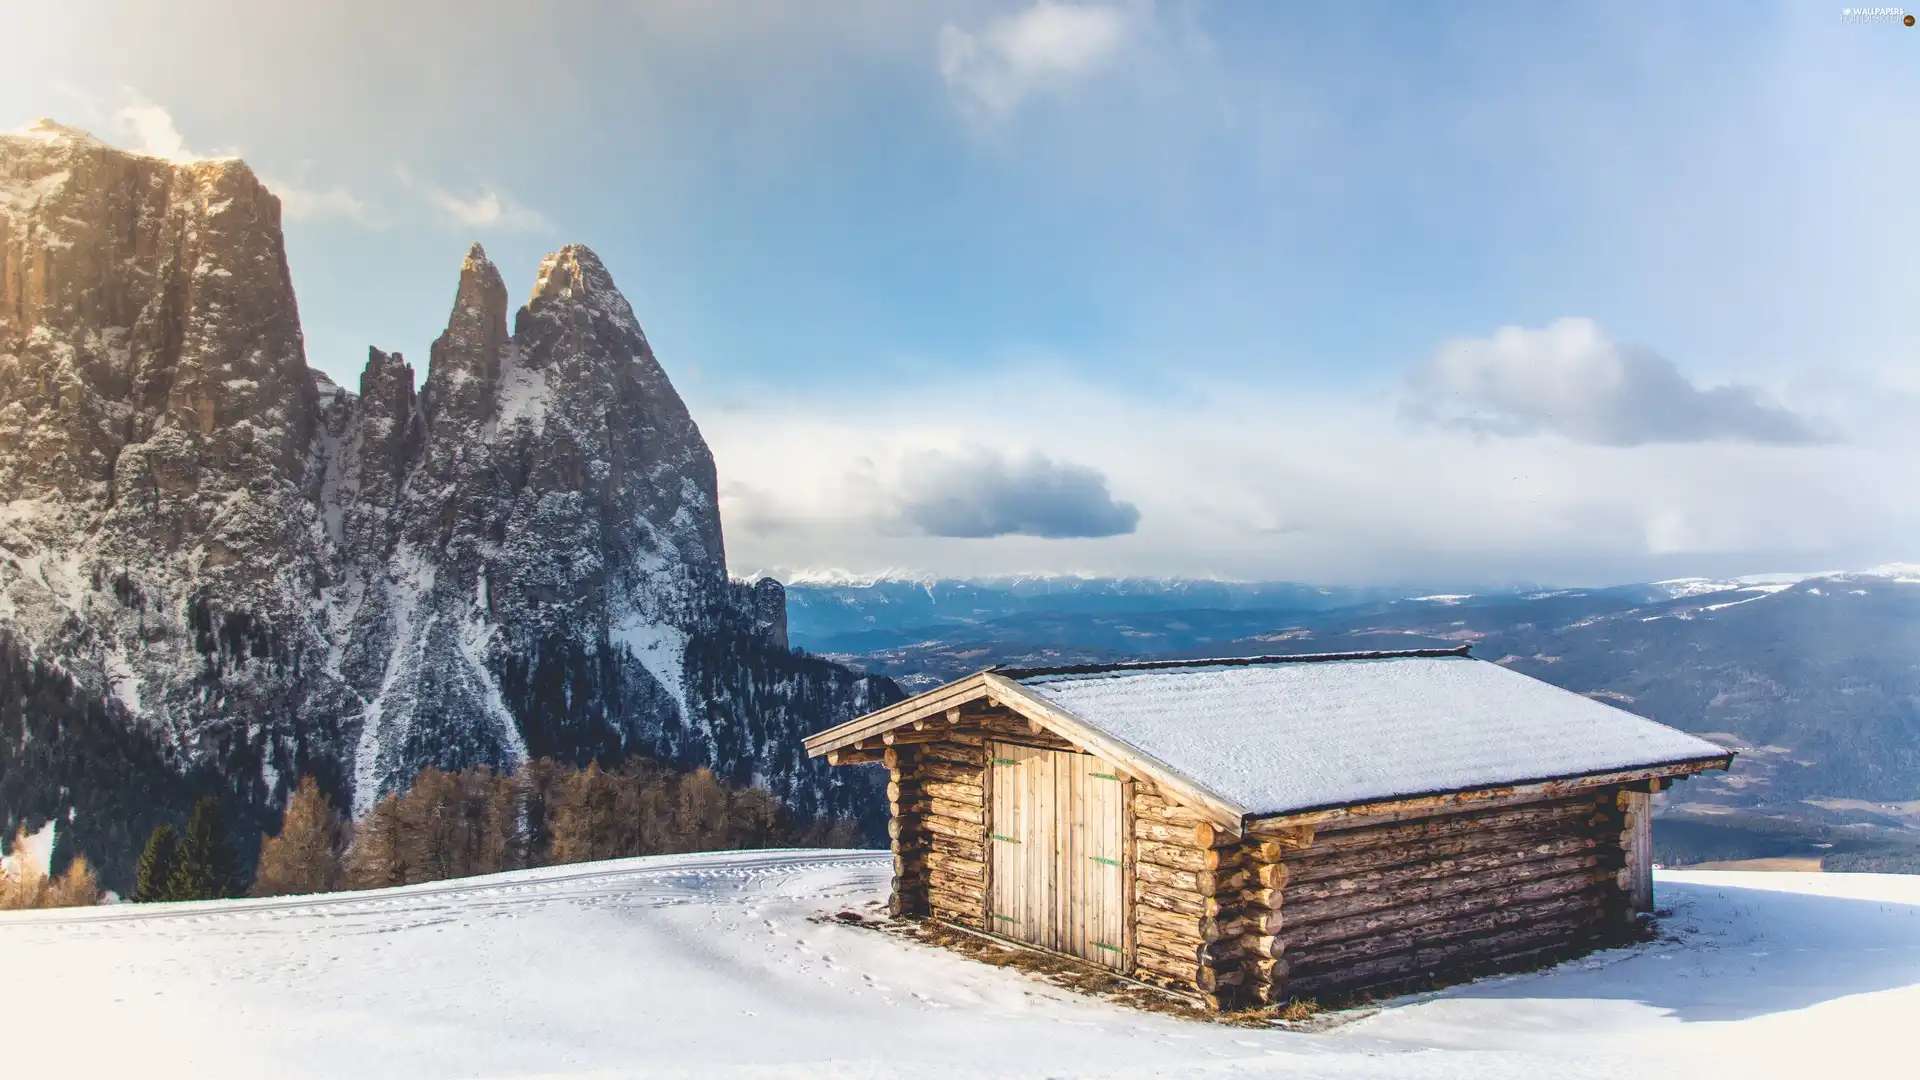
[[1063, 752, 1127, 968], [988, 742, 1055, 948], [988, 742, 1127, 969]]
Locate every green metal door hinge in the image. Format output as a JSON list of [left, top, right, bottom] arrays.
[[992, 757, 1019, 765], [1091, 856, 1122, 867], [990, 833, 1020, 843], [1092, 772, 1120, 781]]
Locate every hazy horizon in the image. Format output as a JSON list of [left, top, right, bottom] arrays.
[[747, 560, 1901, 594]]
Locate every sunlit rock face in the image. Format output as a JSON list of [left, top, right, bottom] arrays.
[[0, 122, 894, 883], [0, 119, 350, 814]]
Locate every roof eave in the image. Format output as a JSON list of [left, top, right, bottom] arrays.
[[803, 671, 996, 757], [1243, 752, 1736, 833]]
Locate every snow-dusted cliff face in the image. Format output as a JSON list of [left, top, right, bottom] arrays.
[[0, 122, 894, 878]]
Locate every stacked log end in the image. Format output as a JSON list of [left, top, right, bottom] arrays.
[[1130, 784, 1259, 1009], [1615, 785, 1655, 919], [885, 745, 930, 917], [909, 734, 990, 929]]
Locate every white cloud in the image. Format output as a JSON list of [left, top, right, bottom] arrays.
[[699, 360, 1912, 585], [260, 176, 377, 224], [401, 169, 550, 233], [111, 92, 231, 162], [104, 91, 374, 225], [939, 2, 1131, 125], [1404, 318, 1826, 446], [892, 447, 1140, 538], [427, 188, 548, 231]]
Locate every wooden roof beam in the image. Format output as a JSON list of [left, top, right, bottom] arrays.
[[1245, 755, 1733, 833], [803, 673, 994, 757]]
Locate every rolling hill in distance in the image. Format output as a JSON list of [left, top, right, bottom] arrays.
[[784, 567, 1920, 871]]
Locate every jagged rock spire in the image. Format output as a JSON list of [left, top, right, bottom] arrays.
[[524, 244, 651, 349], [529, 243, 611, 304], [354, 347, 421, 508], [422, 242, 509, 424]]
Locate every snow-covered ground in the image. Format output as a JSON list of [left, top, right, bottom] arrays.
[[1, 853, 1912, 1079]]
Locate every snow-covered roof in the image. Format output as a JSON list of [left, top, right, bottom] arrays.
[[1007, 651, 1729, 818]]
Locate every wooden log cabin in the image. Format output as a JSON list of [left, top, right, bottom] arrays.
[[803, 646, 1732, 1011]]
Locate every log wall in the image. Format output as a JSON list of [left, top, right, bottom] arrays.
[[1235, 787, 1644, 1005], [1126, 782, 1259, 1008], [884, 705, 1077, 931], [864, 709, 1658, 1012]]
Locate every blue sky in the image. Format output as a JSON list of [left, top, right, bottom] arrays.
[[7, 2, 1919, 583]]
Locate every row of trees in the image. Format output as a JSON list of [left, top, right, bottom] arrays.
[[131, 796, 242, 901], [0, 826, 100, 910], [125, 756, 866, 901]]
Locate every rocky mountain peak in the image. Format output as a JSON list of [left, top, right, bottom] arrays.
[[422, 242, 508, 425], [1, 129, 899, 888], [11, 118, 106, 148], [452, 242, 510, 328], [2, 118, 313, 522], [529, 243, 604, 303], [525, 244, 648, 342]]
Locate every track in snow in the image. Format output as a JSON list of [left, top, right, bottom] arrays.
[[0, 848, 890, 929]]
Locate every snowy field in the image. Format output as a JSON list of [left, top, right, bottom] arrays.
[[1, 853, 1913, 1079]]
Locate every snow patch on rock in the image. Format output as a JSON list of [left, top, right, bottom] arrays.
[[494, 346, 549, 432], [613, 616, 689, 722]]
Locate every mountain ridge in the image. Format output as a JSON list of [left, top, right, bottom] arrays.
[[0, 123, 897, 885], [791, 567, 1920, 855]]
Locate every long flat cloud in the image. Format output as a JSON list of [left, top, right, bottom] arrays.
[[1404, 318, 1826, 446], [894, 447, 1140, 539], [699, 359, 1915, 584]]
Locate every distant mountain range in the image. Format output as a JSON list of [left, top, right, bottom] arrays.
[[781, 574, 1410, 643], [788, 568, 1920, 868]]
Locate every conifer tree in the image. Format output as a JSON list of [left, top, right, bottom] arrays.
[[546, 762, 601, 865], [132, 822, 180, 902], [0, 826, 100, 909], [167, 796, 238, 900], [675, 768, 728, 853], [398, 767, 464, 882], [517, 758, 564, 867], [343, 792, 409, 889], [251, 777, 347, 897], [0, 824, 47, 909], [45, 854, 100, 908], [725, 787, 785, 850]]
